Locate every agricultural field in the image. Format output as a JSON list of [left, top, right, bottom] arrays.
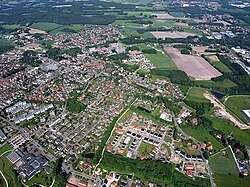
[[195, 79, 237, 89], [169, 12, 186, 18], [30, 22, 63, 32], [224, 95, 250, 124], [1, 24, 25, 29], [207, 55, 232, 73], [151, 31, 198, 39], [185, 87, 210, 103], [165, 47, 222, 80], [210, 147, 250, 187], [144, 49, 176, 69]]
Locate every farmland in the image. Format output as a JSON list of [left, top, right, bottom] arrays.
[[206, 55, 232, 73], [144, 49, 176, 69], [164, 47, 222, 80], [30, 22, 62, 32], [224, 95, 250, 124], [151, 31, 198, 39]]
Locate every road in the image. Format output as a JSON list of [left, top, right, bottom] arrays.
[[172, 114, 216, 187]]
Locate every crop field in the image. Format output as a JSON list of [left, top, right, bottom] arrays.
[[209, 147, 250, 187], [225, 95, 250, 123], [169, 12, 186, 17], [152, 13, 174, 19], [151, 31, 198, 39], [144, 50, 177, 69], [207, 55, 232, 73], [30, 22, 63, 32], [164, 47, 222, 80]]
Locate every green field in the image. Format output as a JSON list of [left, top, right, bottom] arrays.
[[181, 125, 224, 151], [137, 142, 154, 158], [205, 112, 250, 146], [0, 39, 14, 47], [185, 87, 210, 103], [225, 95, 250, 124], [210, 147, 250, 187], [195, 79, 237, 89], [137, 44, 176, 69], [206, 56, 231, 73], [25, 172, 54, 186], [30, 22, 62, 32], [0, 143, 12, 155], [169, 12, 186, 17], [1, 24, 25, 29]]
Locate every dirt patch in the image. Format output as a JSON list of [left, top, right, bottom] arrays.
[[151, 31, 198, 39], [192, 46, 209, 53], [175, 22, 189, 27], [208, 55, 220, 62], [155, 19, 166, 23], [29, 28, 47, 34], [164, 47, 222, 80], [203, 93, 249, 129], [152, 13, 174, 19]]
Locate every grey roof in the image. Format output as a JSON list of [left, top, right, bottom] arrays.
[[0, 129, 6, 140], [17, 153, 48, 180], [7, 150, 21, 164]]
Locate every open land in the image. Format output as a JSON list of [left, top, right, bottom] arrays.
[[224, 95, 250, 124], [204, 93, 249, 129], [164, 47, 222, 80], [151, 31, 198, 39], [210, 147, 250, 187]]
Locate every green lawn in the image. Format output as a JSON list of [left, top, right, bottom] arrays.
[[0, 143, 12, 155], [181, 125, 224, 151], [169, 12, 186, 18], [225, 95, 250, 124], [185, 87, 210, 103], [210, 147, 250, 187], [30, 22, 62, 32], [25, 172, 54, 186], [137, 142, 154, 157]]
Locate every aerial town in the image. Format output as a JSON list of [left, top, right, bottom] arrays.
[[0, 0, 250, 187]]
